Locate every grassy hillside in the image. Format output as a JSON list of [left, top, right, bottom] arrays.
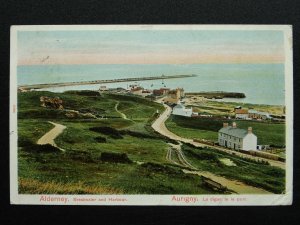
[[17, 91, 214, 194], [18, 91, 121, 119]]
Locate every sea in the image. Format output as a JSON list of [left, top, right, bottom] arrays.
[[17, 64, 285, 106]]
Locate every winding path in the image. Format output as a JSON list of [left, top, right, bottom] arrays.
[[115, 101, 129, 120], [152, 104, 191, 142], [37, 121, 66, 150]]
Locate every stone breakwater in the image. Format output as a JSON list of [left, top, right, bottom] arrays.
[[18, 74, 196, 90]]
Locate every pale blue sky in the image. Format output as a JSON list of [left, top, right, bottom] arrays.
[[18, 30, 284, 65]]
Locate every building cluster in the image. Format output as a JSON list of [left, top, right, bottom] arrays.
[[99, 84, 188, 103], [234, 106, 272, 120], [153, 88, 170, 96], [153, 87, 198, 118]]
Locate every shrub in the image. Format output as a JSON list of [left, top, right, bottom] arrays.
[[269, 144, 286, 148], [141, 162, 181, 175], [18, 137, 34, 147], [65, 90, 100, 96], [166, 138, 180, 145], [64, 150, 95, 163], [264, 167, 285, 177], [94, 136, 107, 143], [100, 152, 132, 163], [89, 126, 123, 139], [183, 142, 203, 150], [18, 109, 65, 119], [182, 145, 218, 161], [119, 130, 158, 139], [22, 144, 61, 154]]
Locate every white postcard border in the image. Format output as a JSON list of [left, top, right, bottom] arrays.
[[10, 25, 293, 205]]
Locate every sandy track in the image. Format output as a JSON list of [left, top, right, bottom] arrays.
[[182, 169, 271, 194], [37, 122, 66, 150], [115, 101, 129, 120], [152, 104, 191, 143]]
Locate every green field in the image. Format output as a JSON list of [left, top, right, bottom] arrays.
[[166, 115, 285, 146], [187, 100, 284, 118], [204, 100, 284, 116], [17, 90, 285, 194], [18, 91, 215, 194]]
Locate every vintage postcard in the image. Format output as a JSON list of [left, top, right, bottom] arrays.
[[10, 25, 293, 205]]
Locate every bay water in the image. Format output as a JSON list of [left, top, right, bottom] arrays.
[[17, 64, 285, 105]]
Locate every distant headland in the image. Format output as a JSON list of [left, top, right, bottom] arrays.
[[185, 91, 246, 99]]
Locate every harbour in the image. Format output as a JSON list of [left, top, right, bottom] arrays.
[[18, 74, 196, 91], [17, 63, 285, 105]]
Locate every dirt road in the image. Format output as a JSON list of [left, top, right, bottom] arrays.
[[152, 103, 285, 169], [182, 169, 271, 194], [37, 121, 66, 150], [152, 104, 191, 142]]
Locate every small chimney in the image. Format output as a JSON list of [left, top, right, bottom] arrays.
[[223, 123, 228, 128], [232, 122, 237, 128], [248, 127, 252, 133]]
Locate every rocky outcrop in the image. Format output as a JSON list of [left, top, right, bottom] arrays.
[[65, 110, 97, 119], [40, 96, 98, 119], [40, 96, 64, 110]]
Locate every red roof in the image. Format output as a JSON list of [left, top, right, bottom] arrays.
[[131, 87, 142, 92], [235, 109, 248, 114]]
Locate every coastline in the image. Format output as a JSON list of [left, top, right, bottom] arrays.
[[17, 63, 285, 106]]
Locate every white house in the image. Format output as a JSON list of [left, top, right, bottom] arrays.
[[172, 104, 193, 117], [218, 122, 257, 151], [235, 109, 249, 119]]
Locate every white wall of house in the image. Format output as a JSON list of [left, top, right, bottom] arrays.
[[172, 106, 193, 117], [235, 114, 249, 119], [242, 133, 257, 151]]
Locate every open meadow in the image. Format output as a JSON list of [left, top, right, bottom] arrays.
[[18, 91, 214, 194]]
